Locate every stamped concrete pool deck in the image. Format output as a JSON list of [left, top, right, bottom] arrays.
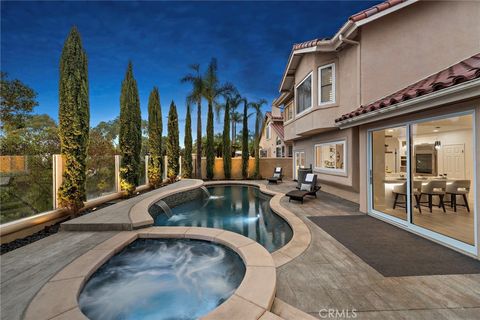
[[1, 179, 480, 320], [61, 179, 202, 231], [266, 181, 480, 320]]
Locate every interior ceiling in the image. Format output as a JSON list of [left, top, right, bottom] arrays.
[[384, 115, 473, 137]]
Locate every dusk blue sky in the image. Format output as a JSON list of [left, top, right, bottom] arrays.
[[1, 0, 380, 142]]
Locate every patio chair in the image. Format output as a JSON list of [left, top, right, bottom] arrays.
[[286, 173, 321, 203], [267, 167, 283, 184]]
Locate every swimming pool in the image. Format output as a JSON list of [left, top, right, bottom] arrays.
[[151, 185, 293, 252], [79, 238, 245, 320]]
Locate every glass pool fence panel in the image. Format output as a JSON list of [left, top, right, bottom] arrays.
[[0, 155, 54, 224], [86, 155, 117, 201]]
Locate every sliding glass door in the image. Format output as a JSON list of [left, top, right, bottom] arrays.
[[371, 126, 408, 221], [410, 114, 474, 245], [369, 111, 476, 250]]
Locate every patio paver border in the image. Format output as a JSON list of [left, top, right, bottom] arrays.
[[204, 181, 312, 268], [128, 179, 312, 268], [24, 227, 276, 320]]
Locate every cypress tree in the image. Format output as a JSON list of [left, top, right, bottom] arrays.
[[183, 104, 193, 178], [57, 26, 90, 214], [167, 101, 180, 179], [223, 100, 232, 179], [119, 62, 141, 195], [206, 100, 215, 180], [241, 100, 249, 179], [147, 87, 162, 188]]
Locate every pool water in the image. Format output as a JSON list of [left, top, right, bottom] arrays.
[[79, 239, 245, 320], [152, 185, 293, 252]]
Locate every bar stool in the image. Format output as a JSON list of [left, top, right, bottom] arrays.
[[412, 180, 423, 213], [446, 180, 471, 212], [420, 180, 446, 213], [392, 182, 407, 213]]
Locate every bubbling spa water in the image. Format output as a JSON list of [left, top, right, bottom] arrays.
[[79, 239, 245, 320]]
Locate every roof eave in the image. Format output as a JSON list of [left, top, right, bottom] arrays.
[[335, 78, 480, 129], [278, 0, 417, 93], [278, 21, 354, 93]]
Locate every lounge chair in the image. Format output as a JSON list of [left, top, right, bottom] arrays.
[[286, 173, 321, 203], [267, 167, 283, 184]]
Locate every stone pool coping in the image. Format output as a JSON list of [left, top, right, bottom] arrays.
[[204, 181, 312, 268], [24, 227, 277, 320], [129, 179, 312, 268]]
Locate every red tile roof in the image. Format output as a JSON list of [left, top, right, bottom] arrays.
[[336, 53, 480, 123], [271, 122, 285, 140], [349, 0, 406, 22], [293, 38, 328, 51], [265, 112, 285, 140], [292, 0, 407, 51], [265, 111, 283, 121]]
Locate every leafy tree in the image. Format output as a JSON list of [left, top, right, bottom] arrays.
[[167, 101, 180, 179], [248, 99, 267, 178], [222, 99, 231, 179], [90, 117, 119, 152], [0, 72, 38, 130], [183, 104, 193, 178], [181, 64, 204, 179], [119, 62, 142, 195], [241, 100, 249, 179], [147, 87, 163, 188], [0, 74, 60, 223], [202, 58, 234, 179], [1, 114, 60, 156], [57, 27, 90, 214]]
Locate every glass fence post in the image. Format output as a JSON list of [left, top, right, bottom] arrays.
[[145, 155, 149, 186], [179, 156, 182, 178], [115, 155, 121, 193], [164, 156, 168, 181], [52, 154, 63, 209]]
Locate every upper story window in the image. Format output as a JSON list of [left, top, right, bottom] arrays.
[[314, 140, 346, 175], [266, 123, 271, 140], [276, 136, 282, 145], [284, 102, 293, 121], [295, 73, 312, 115], [318, 63, 335, 105]]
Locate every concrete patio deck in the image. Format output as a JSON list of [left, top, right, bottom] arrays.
[[1, 179, 480, 320], [265, 181, 480, 319]]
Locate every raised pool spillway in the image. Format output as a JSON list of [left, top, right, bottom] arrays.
[[151, 185, 293, 252], [79, 238, 245, 320]]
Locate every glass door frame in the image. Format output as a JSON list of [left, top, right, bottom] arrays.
[[367, 109, 477, 255], [293, 151, 305, 181]]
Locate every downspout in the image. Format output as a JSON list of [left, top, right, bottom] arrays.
[[339, 34, 361, 107]]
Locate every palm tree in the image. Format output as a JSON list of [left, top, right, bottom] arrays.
[[202, 58, 235, 179], [230, 111, 243, 151], [228, 94, 245, 144], [248, 99, 267, 178], [181, 64, 204, 179]]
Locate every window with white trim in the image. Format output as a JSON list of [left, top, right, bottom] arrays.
[[266, 123, 271, 140], [295, 73, 312, 114], [318, 63, 335, 105], [314, 140, 346, 174], [284, 102, 293, 121]]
